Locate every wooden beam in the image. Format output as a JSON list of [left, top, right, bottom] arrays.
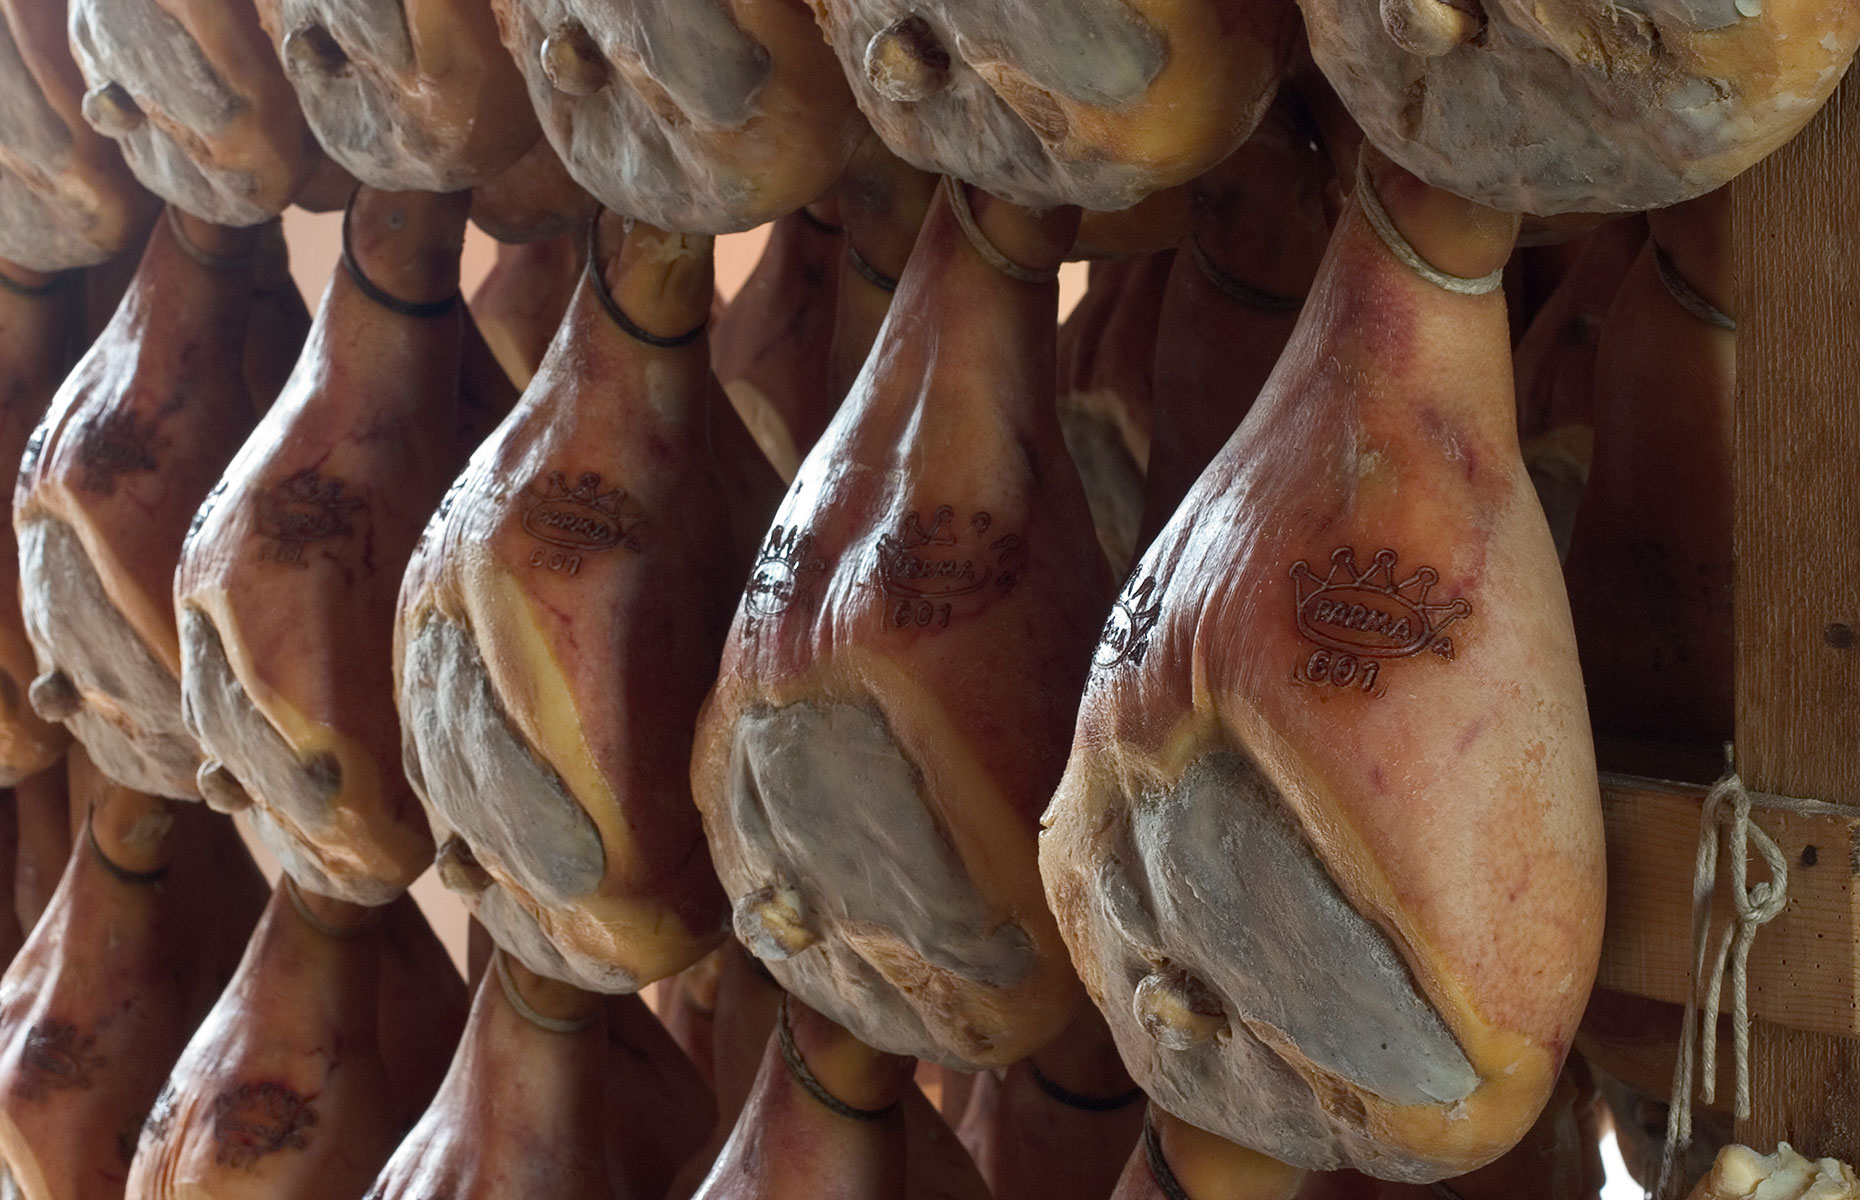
[[1730, 60, 1860, 1159], [1596, 775, 1860, 1039]]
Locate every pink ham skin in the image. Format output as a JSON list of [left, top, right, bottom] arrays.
[[693, 184, 1110, 1070], [1041, 156, 1603, 1181]]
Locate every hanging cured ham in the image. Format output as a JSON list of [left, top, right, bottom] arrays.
[[177, 186, 481, 905], [1110, 1108, 1307, 1200], [0, 748, 267, 1200], [1298, 0, 1860, 213], [1054, 252, 1169, 579], [955, 1006, 1145, 1200], [16, 209, 273, 801], [1295, 1061, 1605, 1198], [712, 205, 844, 482], [1686, 1145, 1860, 1200], [398, 208, 780, 992], [690, 996, 988, 1200], [808, 0, 1298, 210], [0, 265, 80, 785], [1139, 95, 1333, 545], [691, 179, 1110, 1070], [713, 133, 939, 483], [0, 0, 153, 271], [1040, 152, 1604, 1182], [368, 951, 713, 1200], [66, 0, 324, 226], [1509, 217, 1644, 560], [492, 0, 866, 232], [1563, 189, 1733, 748], [251, 0, 538, 193]]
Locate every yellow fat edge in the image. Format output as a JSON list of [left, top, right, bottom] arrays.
[[464, 567, 708, 985], [185, 588, 412, 893], [1145, 703, 1555, 1175], [741, 646, 1080, 1063]]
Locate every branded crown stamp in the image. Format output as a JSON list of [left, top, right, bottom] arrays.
[[1290, 547, 1471, 693], [257, 469, 365, 568], [523, 470, 643, 555], [1095, 572, 1162, 670], [875, 505, 1025, 631], [744, 524, 828, 633]]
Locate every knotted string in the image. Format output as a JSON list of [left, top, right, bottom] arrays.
[[1657, 752, 1790, 1199]]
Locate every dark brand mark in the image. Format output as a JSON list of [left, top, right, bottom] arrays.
[[256, 469, 365, 568], [875, 506, 1025, 631], [1289, 547, 1471, 693], [1095, 573, 1162, 670], [522, 472, 642, 569], [742, 524, 827, 638], [76, 411, 163, 495], [13, 1020, 104, 1101], [211, 1081, 316, 1168]]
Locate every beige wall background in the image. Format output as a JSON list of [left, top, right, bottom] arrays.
[[267, 212, 1084, 975]]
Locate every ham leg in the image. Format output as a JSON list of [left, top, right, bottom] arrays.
[[1040, 152, 1603, 1181], [692, 179, 1110, 1070]]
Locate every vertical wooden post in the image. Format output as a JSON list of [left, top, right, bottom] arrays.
[[1731, 63, 1860, 1157]]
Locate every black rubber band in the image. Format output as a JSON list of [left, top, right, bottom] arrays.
[[585, 212, 707, 349], [845, 240, 899, 294], [776, 995, 897, 1122], [1027, 1060, 1145, 1112], [799, 205, 843, 236], [88, 813, 168, 886], [341, 192, 460, 320], [0, 266, 68, 298], [1143, 1108, 1193, 1200], [1187, 235, 1303, 313]]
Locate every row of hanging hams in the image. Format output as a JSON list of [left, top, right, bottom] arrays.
[[0, 0, 1850, 1198]]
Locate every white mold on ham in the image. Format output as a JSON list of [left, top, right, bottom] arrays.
[[255, 0, 539, 191], [1299, 0, 1860, 213], [493, 0, 865, 232], [809, 0, 1297, 210], [66, 0, 320, 224]]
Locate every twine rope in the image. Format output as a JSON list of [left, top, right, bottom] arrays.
[[1355, 159, 1503, 297], [1656, 754, 1790, 1199], [943, 176, 1060, 286], [165, 206, 260, 273], [1185, 235, 1303, 313], [86, 810, 168, 886], [1653, 242, 1736, 332], [584, 211, 707, 349], [776, 994, 896, 1122], [493, 948, 600, 1035], [283, 876, 380, 940]]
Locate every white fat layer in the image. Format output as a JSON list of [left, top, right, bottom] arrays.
[[719, 700, 1035, 1067], [69, 0, 268, 223], [18, 515, 201, 798], [503, 0, 772, 231], [179, 607, 399, 906], [821, 0, 1163, 209], [1074, 748, 1478, 1178]]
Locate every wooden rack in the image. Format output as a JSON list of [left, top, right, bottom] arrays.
[[1595, 65, 1860, 1159]]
